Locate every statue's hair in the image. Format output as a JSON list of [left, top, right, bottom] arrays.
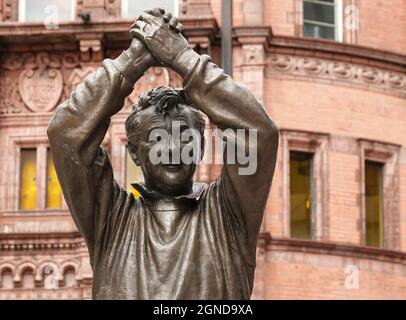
[[125, 86, 205, 150]]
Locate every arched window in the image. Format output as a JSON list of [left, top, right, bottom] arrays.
[[63, 267, 76, 288], [21, 268, 35, 289], [1, 268, 14, 289]]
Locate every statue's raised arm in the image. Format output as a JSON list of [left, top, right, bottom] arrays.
[[47, 36, 155, 257]]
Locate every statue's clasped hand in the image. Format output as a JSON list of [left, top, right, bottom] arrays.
[[129, 7, 191, 67]]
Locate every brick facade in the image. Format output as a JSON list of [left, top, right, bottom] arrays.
[[0, 0, 405, 299]]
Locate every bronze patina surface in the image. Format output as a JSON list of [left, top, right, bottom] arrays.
[[48, 8, 279, 299]]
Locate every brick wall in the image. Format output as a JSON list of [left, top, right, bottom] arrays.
[[265, 77, 406, 248], [357, 0, 406, 55], [209, 0, 406, 54], [262, 249, 406, 299]]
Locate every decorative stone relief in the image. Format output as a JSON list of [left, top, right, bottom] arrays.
[[19, 60, 63, 113], [76, 0, 121, 19], [0, 0, 18, 22], [267, 54, 406, 98], [243, 44, 265, 65], [79, 38, 103, 62], [67, 67, 96, 91], [0, 75, 22, 114], [0, 52, 80, 113]]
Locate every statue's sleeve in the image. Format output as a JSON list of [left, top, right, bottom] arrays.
[[47, 51, 145, 256], [182, 53, 279, 253]]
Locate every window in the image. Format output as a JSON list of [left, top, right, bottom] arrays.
[[303, 0, 342, 41], [360, 140, 400, 249], [290, 151, 313, 239], [365, 161, 383, 247], [19, 147, 62, 210], [1, 269, 14, 289], [282, 130, 328, 241], [126, 148, 143, 198], [20, 149, 37, 210], [122, 0, 178, 18], [46, 149, 62, 209], [21, 268, 35, 289], [18, 0, 75, 22], [63, 268, 76, 288]]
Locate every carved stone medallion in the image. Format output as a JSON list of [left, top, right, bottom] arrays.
[[19, 67, 63, 112]]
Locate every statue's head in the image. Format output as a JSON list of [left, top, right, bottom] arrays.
[[125, 86, 205, 197]]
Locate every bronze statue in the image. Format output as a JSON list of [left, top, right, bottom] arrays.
[[47, 8, 279, 299]]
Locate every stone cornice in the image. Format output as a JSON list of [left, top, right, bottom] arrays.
[[270, 35, 406, 72], [0, 18, 219, 50], [264, 234, 406, 264], [267, 49, 406, 98], [1, 22, 405, 70], [233, 26, 273, 47], [180, 16, 219, 45], [232, 29, 406, 72], [0, 209, 71, 217], [0, 231, 84, 252], [0, 112, 54, 126]]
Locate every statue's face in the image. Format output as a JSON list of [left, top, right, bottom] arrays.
[[130, 105, 203, 197]]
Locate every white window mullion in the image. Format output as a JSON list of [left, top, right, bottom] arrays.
[[336, 0, 344, 42], [18, 0, 26, 22], [71, 0, 76, 21]]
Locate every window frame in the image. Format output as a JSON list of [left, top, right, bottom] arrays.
[[282, 130, 329, 241], [121, 0, 179, 18], [364, 160, 384, 247], [45, 147, 63, 210], [19, 148, 38, 210], [10, 137, 65, 212], [289, 150, 314, 240], [359, 139, 401, 249], [302, 0, 343, 42], [18, 0, 76, 23]]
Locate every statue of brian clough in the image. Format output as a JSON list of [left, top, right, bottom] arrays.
[[48, 8, 279, 299]]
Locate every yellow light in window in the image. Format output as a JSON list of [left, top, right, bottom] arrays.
[[290, 151, 313, 239], [365, 161, 383, 247], [20, 149, 37, 210], [126, 148, 143, 199], [47, 149, 62, 209]]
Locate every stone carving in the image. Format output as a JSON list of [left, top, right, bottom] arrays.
[[331, 62, 354, 79], [0, 52, 80, 113], [0, 76, 22, 114], [76, 0, 121, 19], [0, 0, 18, 21], [68, 67, 96, 91], [243, 45, 265, 65], [267, 54, 406, 97], [79, 38, 103, 62], [19, 64, 63, 113]]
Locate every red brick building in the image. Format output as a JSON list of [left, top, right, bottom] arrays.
[[0, 0, 405, 299]]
